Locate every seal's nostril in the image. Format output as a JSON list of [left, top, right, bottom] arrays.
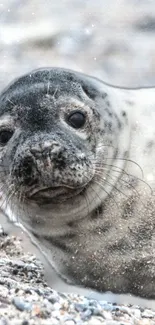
[[23, 161, 32, 176], [21, 156, 34, 185]]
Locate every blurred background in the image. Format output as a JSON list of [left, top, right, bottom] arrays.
[[1, 0, 155, 91]]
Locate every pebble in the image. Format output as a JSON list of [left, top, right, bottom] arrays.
[[132, 308, 141, 318], [74, 303, 87, 312], [12, 297, 32, 311], [142, 309, 155, 318], [102, 311, 113, 320], [10, 260, 25, 268], [81, 308, 92, 321], [48, 293, 59, 304]]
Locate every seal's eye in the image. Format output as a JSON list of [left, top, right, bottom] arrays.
[[0, 130, 14, 145], [67, 111, 86, 129]]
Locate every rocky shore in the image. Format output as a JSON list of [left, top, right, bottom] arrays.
[[1, 233, 155, 325]]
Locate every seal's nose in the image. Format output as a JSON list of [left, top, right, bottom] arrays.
[[12, 140, 66, 187]]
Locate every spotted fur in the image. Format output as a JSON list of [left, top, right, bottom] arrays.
[[1, 68, 155, 299]]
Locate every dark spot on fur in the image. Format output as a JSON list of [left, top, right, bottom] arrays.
[[144, 140, 155, 154], [117, 119, 122, 129], [102, 93, 108, 99], [44, 235, 75, 253], [106, 100, 110, 108], [121, 196, 135, 219], [29, 217, 45, 227], [107, 238, 133, 253], [125, 100, 134, 106], [123, 150, 128, 158], [122, 111, 126, 117], [104, 121, 112, 132], [91, 106, 100, 120], [113, 113, 122, 129], [146, 140, 155, 152], [96, 128, 105, 135], [130, 222, 153, 243], [32, 231, 75, 253], [81, 83, 97, 100], [93, 221, 111, 234], [147, 140, 154, 148], [113, 148, 119, 159], [105, 108, 113, 117], [91, 205, 103, 219], [67, 221, 75, 227], [121, 110, 128, 125]]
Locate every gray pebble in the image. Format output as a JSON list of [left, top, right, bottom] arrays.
[[48, 293, 60, 304], [91, 307, 104, 317], [10, 260, 25, 268], [12, 297, 32, 311], [81, 309, 92, 321], [88, 299, 98, 307], [74, 303, 87, 312], [0, 319, 9, 325], [131, 308, 141, 318], [100, 303, 114, 312]]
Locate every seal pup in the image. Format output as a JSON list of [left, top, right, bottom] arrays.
[[1, 67, 155, 300]]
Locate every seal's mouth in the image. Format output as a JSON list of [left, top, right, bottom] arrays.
[[27, 185, 84, 204]]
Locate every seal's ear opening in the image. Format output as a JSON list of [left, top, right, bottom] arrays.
[[81, 81, 99, 100]]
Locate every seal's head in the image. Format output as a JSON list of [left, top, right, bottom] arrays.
[[0, 68, 128, 221]]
